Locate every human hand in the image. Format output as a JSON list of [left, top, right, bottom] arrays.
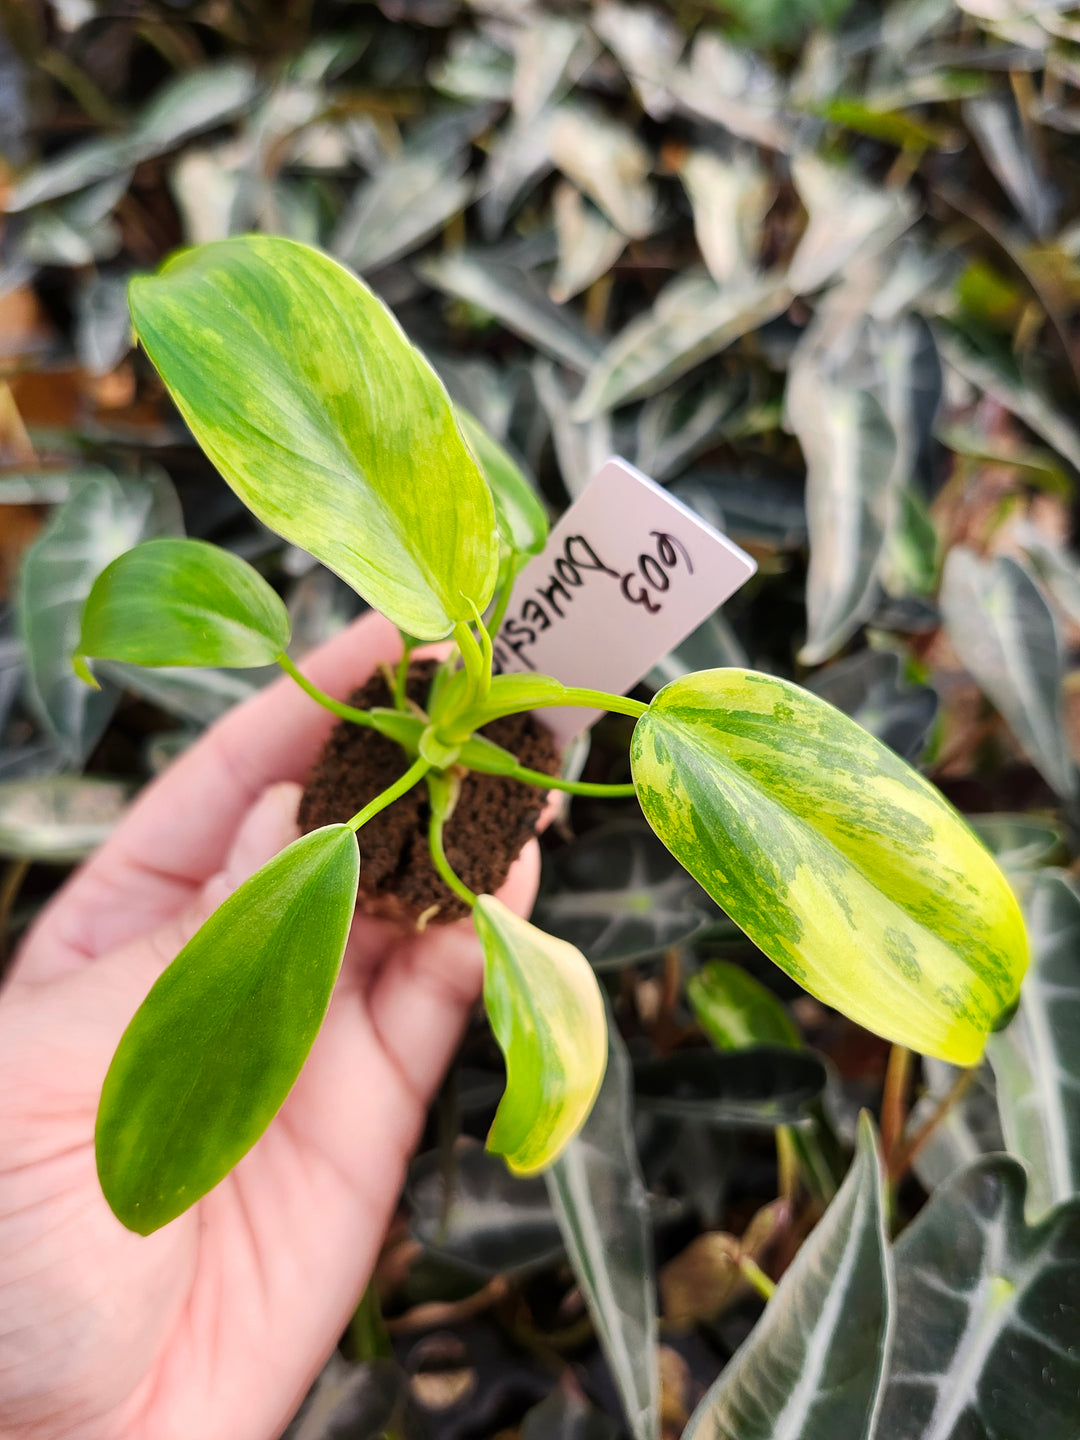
[[0, 612, 542, 1440]]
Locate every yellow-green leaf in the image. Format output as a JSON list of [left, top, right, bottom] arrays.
[[475, 895, 607, 1175], [630, 670, 1027, 1065], [78, 537, 290, 670], [128, 235, 499, 640], [455, 407, 548, 559]]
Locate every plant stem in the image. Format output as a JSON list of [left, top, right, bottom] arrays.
[[346, 757, 431, 833], [485, 555, 519, 642], [453, 618, 490, 711], [460, 686, 650, 732], [739, 1257, 776, 1302], [393, 632, 419, 709], [776, 1125, 800, 1204], [888, 1066, 977, 1184], [500, 763, 637, 798], [350, 1280, 392, 1361], [428, 786, 478, 909], [277, 652, 379, 729], [881, 1043, 914, 1163], [531, 687, 649, 720]]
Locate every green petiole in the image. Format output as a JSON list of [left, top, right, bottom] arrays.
[[453, 618, 489, 712], [280, 646, 644, 804], [276, 652, 380, 730], [427, 773, 478, 908], [346, 756, 431, 833]]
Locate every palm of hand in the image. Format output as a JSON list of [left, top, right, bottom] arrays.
[[0, 616, 539, 1440]]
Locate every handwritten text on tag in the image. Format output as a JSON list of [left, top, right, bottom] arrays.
[[493, 458, 756, 744]]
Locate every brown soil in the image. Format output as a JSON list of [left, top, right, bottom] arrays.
[[298, 660, 559, 924]]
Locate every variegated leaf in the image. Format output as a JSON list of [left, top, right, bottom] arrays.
[[630, 670, 1028, 1064], [547, 104, 657, 240], [987, 870, 1080, 1219], [876, 1157, 1080, 1439], [574, 271, 792, 419], [683, 1115, 891, 1440], [475, 896, 607, 1175], [940, 547, 1076, 799], [546, 1026, 659, 1440]]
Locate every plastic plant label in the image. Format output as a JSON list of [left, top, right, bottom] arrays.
[[493, 457, 756, 743]]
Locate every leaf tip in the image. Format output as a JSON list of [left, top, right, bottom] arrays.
[[73, 654, 100, 689]]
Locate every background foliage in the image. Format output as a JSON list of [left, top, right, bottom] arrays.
[[5, 0, 1080, 1435]]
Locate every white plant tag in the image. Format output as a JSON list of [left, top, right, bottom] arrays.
[[493, 457, 757, 744]]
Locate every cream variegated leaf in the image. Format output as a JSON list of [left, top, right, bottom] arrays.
[[475, 896, 607, 1175], [129, 236, 498, 640], [630, 670, 1028, 1064]]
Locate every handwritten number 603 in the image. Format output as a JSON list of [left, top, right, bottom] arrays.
[[619, 531, 694, 613]]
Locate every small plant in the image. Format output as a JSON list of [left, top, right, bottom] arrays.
[[77, 235, 1028, 1235]]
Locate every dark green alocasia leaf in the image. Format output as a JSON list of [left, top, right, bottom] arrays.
[[129, 236, 498, 640], [282, 1354, 411, 1440], [688, 961, 800, 1050], [17, 468, 183, 763], [78, 538, 290, 671], [940, 548, 1076, 799], [987, 871, 1080, 1219], [808, 649, 938, 765], [683, 1114, 891, 1440], [631, 670, 1028, 1065], [532, 822, 711, 971], [408, 1146, 562, 1278], [876, 1157, 1080, 1440], [969, 813, 1063, 873], [634, 1047, 826, 1128], [520, 1390, 621, 1440], [474, 896, 607, 1175], [545, 1026, 660, 1440], [96, 824, 359, 1233], [455, 407, 548, 559], [787, 368, 897, 667]]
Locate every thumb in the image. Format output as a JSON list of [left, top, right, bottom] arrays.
[[143, 781, 303, 974]]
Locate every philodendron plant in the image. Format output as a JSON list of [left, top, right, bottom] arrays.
[[77, 235, 1028, 1236]]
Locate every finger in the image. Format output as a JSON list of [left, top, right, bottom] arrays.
[[359, 837, 542, 1110], [141, 781, 304, 979], [20, 612, 405, 964], [12, 782, 303, 987], [280, 835, 541, 1183]]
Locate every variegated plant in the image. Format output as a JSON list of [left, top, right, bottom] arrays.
[[80, 235, 1027, 1235]]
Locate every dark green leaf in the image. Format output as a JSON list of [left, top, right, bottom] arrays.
[[16, 468, 182, 763], [877, 1157, 1080, 1440], [683, 1114, 890, 1440], [546, 1026, 659, 1440], [987, 871, 1080, 1218], [532, 822, 711, 971], [940, 548, 1076, 798], [408, 1145, 562, 1277], [96, 824, 359, 1233], [634, 1047, 827, 1128]]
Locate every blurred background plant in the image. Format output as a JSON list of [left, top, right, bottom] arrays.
[[6, 0, 1080, 1436]]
